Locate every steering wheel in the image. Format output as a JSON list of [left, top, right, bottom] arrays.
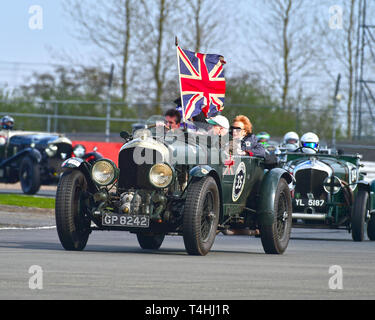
[[294, 146, 317, 153]]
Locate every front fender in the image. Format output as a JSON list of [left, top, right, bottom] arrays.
[[26, 148, 42, 163], [0, 147, 42, 168], [61, 158, 98, 193], [188, 165, 223, 221], [257, 168, 292, 226]]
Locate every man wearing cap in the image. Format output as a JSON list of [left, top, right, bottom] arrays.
[[206, 115, 230, 136]]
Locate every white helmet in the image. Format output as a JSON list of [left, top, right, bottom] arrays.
[[300, 132, 319, 154], [283, 131, 299, 151]]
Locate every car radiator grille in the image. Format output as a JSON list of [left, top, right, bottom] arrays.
[[295, 169, 328, 201], [118, 147, 163, 190]]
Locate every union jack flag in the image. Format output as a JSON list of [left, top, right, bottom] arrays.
[[177, 46, 226, 121]]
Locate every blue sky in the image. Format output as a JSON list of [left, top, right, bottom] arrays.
[[1, 0, 76, 63], [0, 0, 88, 88]]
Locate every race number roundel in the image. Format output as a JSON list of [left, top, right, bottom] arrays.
[[232, 162, 246, 202]]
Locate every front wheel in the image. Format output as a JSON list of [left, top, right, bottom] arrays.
[[19, 156, 41, 195], [55, 170, 91, 251], [352, 190, 369, 242], [259, 178, 292, 254], [183, 176, 220, 256]]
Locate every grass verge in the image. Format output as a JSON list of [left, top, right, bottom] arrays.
[[0, 194, 55, 209]]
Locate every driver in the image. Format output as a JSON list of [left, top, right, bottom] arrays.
[[300, 132, 319, 154], [282, 131, 299, 152], [231, 115, 265, 157], [164, 109, 181, 130], [1, 115, 14, 130]]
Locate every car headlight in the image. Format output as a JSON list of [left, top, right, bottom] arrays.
[[45, 145, 58, 157], [91, 159, 118, 186], [149, 163, 173, 188], [323, 176, 342, 194]]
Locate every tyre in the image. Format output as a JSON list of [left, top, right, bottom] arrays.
[[367, 216, 375, 241], [137, 233, 165, 250], [259, 178, 292, 254], [352, 190, 369, 242], [19, 156, 41, 195], [55, 170, 91, 251], [183, 176, 220, 256]]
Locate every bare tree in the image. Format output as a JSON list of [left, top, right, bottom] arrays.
[[134, 0, 182, 113], [319, 0, 362, 139], [247, 1, 322, 109], [64, 0, 135, 103], [185, 0, 223, 52]]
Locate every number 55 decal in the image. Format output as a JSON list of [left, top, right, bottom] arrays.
[[232, 162, 246, 202]]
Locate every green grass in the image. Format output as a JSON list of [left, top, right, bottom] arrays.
[[0, 194, 55, 209]]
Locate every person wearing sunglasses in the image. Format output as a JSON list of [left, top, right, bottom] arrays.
[[300, 132, 319, 154], [231, 115, 265, 158]]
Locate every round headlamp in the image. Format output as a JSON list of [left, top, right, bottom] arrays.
[[45, 145, 58, 157], [91, 159, 117, 186], [149, 163, 173, 188], [323, 176, 342, 194]]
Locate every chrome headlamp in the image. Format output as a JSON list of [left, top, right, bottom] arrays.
[[323, 176, 342, 194], [45, 145, 58, 157], [91, 159, 118, 186], [149, 163, 173, 188]]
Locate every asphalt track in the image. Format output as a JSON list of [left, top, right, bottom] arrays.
[[0, 226, 374, 300]]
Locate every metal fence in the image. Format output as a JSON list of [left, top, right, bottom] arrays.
[[1, 98, 374, 144]]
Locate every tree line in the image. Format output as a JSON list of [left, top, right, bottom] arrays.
[[2, 0, 374, 140]]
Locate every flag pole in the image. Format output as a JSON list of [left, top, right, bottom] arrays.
[[175, 36, 186, 124]]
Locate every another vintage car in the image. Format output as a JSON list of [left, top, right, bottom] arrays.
[[55, 118, 293, 255], [281, 149, 375, 241], [0, 128, 73, 194], [0, 128, 101, 194]]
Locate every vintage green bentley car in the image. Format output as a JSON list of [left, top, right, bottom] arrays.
[[55, 119, 293, 255], [282, 150, 375, 241]]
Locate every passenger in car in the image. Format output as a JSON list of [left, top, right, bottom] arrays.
[[231, 115, 265, 158], [206, 115, 230, 136], [164, 109, 182, 130]]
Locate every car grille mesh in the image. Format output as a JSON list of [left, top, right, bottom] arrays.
[[118, 147, 163, 189], [295, 169, 328, 201]]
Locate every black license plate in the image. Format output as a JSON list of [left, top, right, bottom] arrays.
[[102, 213, 150, 228], [294, 199, 325, 207]]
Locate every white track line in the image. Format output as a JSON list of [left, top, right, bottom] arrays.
[[0, 226, 56, 231]]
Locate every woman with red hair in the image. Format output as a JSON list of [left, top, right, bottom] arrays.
[[231, 115, 265, 158]]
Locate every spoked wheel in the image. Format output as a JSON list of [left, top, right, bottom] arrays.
[[19, 156, 41, 195], [183, 176, 220, 256], [260, 178, 292, 254], [352, 190, 369, 241], [55, 170, 91, 251]]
